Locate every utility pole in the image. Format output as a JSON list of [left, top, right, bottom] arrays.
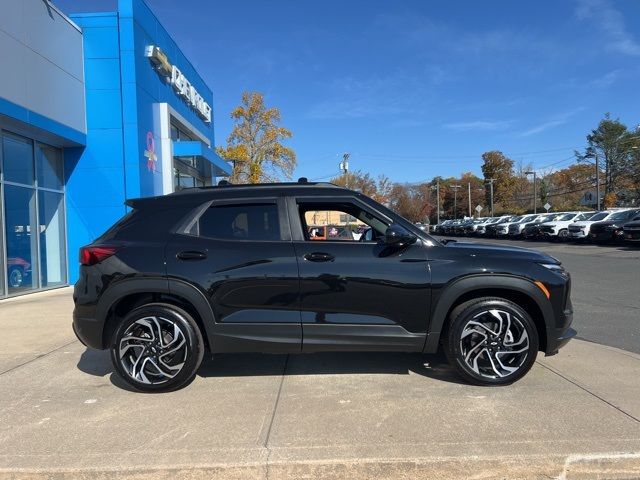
[[339, 153, 350, 188], [451, 184, 462, 219], [431, 180, 440, 225], [594, 152, 600, 211], [467, 182, 472, 217], [485, 179, 495, 217], [525, 171, 537, 214]]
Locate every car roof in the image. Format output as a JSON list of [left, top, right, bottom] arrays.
[[126, 180, 351, 208]]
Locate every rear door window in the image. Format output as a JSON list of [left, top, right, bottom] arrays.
[[197, 203, 281, 241]]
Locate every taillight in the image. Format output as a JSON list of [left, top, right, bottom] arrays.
[[79, 245, 120, 266]]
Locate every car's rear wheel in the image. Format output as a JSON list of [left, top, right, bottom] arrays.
[[110, 303, 204, 393], [444, 297, 539, 386], [8, 267, 23, 288]]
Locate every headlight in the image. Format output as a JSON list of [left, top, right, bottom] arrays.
[[539, 262, 569, 279], [540, 263, 563, 271], [605, 225, 618, 231]]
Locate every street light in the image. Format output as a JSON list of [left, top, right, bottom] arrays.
[[451, 184, 462, 219], [430, 181, 440, 225], [525, 171, 537, 214], [485, 179, 495, 217]]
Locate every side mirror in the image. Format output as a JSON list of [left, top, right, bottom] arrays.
[[384, 224, 417, 246]]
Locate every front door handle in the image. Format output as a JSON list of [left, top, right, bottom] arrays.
[[177, 250, 207, 260], [304, 252, 335, 262]]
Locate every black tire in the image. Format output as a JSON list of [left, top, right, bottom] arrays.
[[8, 266, 23, 288], [557, 229, 569, 241], [110, 303, 205, 393], [444, 297, 539, 386]]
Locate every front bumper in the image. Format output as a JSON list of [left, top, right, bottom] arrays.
[[547, 325, 577, 356], [624, 230, 640, 242]]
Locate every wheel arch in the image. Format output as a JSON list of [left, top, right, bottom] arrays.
[[423, 275, 552, 354], [97, 278, 215, 351]]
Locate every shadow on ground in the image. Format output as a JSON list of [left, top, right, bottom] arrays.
[[76, 348, 466, 391]]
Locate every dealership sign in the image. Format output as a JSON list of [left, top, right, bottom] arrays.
[[145, 45, 212, 123]]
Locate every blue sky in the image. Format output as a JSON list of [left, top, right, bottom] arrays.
[[56, 0, 640, 183]]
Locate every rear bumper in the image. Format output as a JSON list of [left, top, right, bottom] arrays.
[[72, 311, 105, 349]]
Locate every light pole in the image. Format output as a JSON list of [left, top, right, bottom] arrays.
[[467, 182, 472, 217], [485, 179, 495, 217], [339, 153, 350, 188], [430, 180, 440, 225], [451, 184, 462, 219], [525, 171, 537, 214]]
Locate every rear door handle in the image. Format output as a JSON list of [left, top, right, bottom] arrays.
[[304, 252, 335, 262], [177, 250, 207, 260]]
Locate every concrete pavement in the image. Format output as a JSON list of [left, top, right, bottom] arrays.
[[0, 287, 639, 479]]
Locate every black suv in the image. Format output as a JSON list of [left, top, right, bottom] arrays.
[[590, 209, 640, 243], [73, 181, 575, 392]]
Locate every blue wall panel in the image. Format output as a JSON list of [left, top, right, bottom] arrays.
[[67, 0, 219, 282]]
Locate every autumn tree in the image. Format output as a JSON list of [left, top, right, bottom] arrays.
[[574, 114, 639, 205], [330, 170, 392, 205], [217, 92, 296, 183], [387, 183, 433, 222], [542, 164, 595, 211], [481, 151, 516, 212]]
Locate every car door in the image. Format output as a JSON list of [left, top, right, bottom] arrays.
[[287, 195, 430, 352], [165, 197, 301, 353]]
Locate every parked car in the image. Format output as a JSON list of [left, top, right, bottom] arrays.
[[463, 218, 490, 236], [590, 209, 640, 243], [473, 217, 499, 236], [7, 257, 32, 288], [73, 180, 575, 392], [492, 215, 525, 237], [623, 218, 640, 244], [567, 210, 619, 241], [507, 214, 541, 238], [522, 213, 562, 240], [484, 216, 517, 237], [537, 212, 595, 241]]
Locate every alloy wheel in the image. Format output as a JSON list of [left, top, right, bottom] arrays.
[[118, 316, 188, 385], [9, 268, 23, 288], [459, 309, 530, 379]]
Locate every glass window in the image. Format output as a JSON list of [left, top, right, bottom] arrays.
[[3, 133, 34, 185], [299, 202, 389, 242], [38, 191, 66, 287], [4, 185, 37, 294], [198, 204, 280, 241], [36, 143, 63, 190]]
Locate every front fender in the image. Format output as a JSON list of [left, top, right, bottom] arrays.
[[423, 274, 554, 353]]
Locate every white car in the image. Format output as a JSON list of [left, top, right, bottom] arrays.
[[567, 210, 628, 240], [538, 212, 595, 240], [508, 214, 550, 237]]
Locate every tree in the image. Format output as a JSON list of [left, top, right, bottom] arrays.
[[542, 163, 595, 211], [387, 183, 433, 222], [480, 151, 516, 211], [217, 92, 296, 183], [330, 170, 392, 205], [575, 114, 637, 203]]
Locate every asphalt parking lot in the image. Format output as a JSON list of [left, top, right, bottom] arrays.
[[0, 240, 639, 479], [437, 236, 640, 354]]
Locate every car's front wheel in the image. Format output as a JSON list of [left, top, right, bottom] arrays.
[[110, 303, 205, 392], [444, 297, 539, 386]]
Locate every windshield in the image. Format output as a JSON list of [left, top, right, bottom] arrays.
[[509, 216, 523, 222], [557, 213, 577, 221], [520, 215, 536, 223], [587, 212, 608, 221], [609, 210, 638, 221]]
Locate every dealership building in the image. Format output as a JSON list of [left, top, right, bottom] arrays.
[[0, 0, 230, 298]]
